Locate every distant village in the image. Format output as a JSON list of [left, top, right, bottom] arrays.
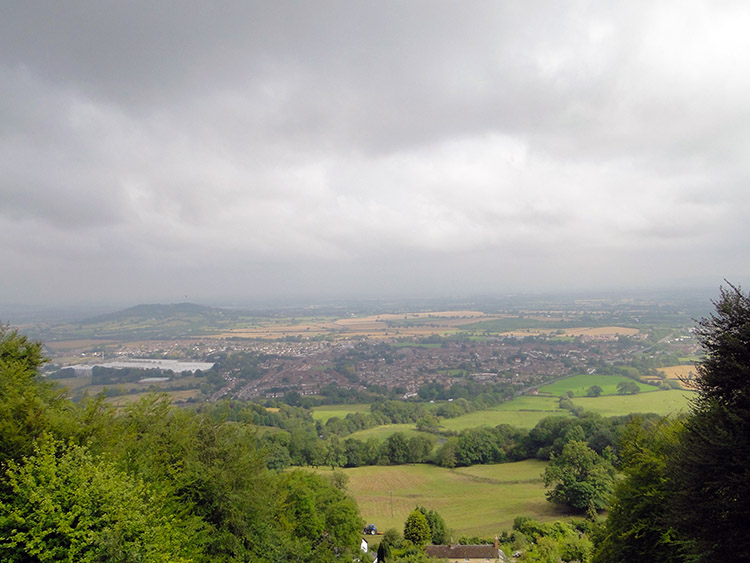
[[48, 326, 696, 403]]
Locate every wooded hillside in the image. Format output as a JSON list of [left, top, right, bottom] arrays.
[[0, 325, 363, 562]]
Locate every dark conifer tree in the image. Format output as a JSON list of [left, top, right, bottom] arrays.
[[669, 284, 750, 560]]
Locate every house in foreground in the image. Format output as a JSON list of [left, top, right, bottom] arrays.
[[425, 541, 507, 562]]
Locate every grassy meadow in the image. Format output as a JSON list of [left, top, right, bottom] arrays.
[[311, 403, 372, 422], [537, 374, 656, 396], [439, 387, 690, 434], [315, 460, 563, 537], [571, 390, 693, 417], [440, 396, 569, 431]]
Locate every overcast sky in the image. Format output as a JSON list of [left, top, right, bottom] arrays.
[[2, 1, 749, 308]]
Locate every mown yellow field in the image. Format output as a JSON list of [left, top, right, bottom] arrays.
[[659, 365, 697, 379], [216, 310, 507, 340], [492, 326, 641, 338], [199, 314, 642, 343], [45, 339, 119, 350], [216, 330, 332, 339], [657, 364, 698, 389], [333, 311, 501, 331]]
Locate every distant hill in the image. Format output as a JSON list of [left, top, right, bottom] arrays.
[[82, 302, 232, 324], [50, 302, 248, 340]]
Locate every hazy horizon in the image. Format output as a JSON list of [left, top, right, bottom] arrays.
[[2, 2, 749, 307], [2, 286, 720, 328]]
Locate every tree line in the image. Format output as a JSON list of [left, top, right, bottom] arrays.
[[247, 399, 647, 471], [200, 377, 650, 472]]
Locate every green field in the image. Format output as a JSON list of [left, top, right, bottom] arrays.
[[337, 386, 696, 448], [311, 403, 372, 422], [440, 396, 569, 431], [345, 389, 693, 444], [315, 460, 563, 537], [571, 390, 693, 417], [538, 374, 656, 397]]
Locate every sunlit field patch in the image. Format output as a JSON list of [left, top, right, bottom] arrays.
[[571, 390, 693, 417], [311, 403, 372, 422], [538, 374, 655, 397], [313, 460, 562, 537]]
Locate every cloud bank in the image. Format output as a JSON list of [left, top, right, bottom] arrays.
[[1, 1, 749, 306]]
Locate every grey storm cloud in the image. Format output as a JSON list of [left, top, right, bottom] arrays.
[[1, 0, 749, 306]]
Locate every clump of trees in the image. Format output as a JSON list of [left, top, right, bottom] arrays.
[[416, 505, 448, 545], [616, 380, 640, 395], [429, 410, 636, 470], [502, 516, 595, 562], [542, 440, 615, 513], [434, 424, 529, 467], [403, 510, 431, 547], [0, 438, 200, 563]]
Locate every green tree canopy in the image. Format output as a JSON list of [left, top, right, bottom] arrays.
[[593, 418, 683, 563], [0, 439, 201, 563], [383, 432, 410, 464], [667, 284, 750, 560], [586, 385, 603, 397], [403, 509, 431, 547], [543, 440, 615, 512], [278, 470, 362, 560], [416, 506, 448, 545], [99, 395, 289, 562], [616, 381, 640, 395], [0, 326, 68, 465]]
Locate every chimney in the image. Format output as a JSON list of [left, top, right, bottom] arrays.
[[494, 535, 499, 549]]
